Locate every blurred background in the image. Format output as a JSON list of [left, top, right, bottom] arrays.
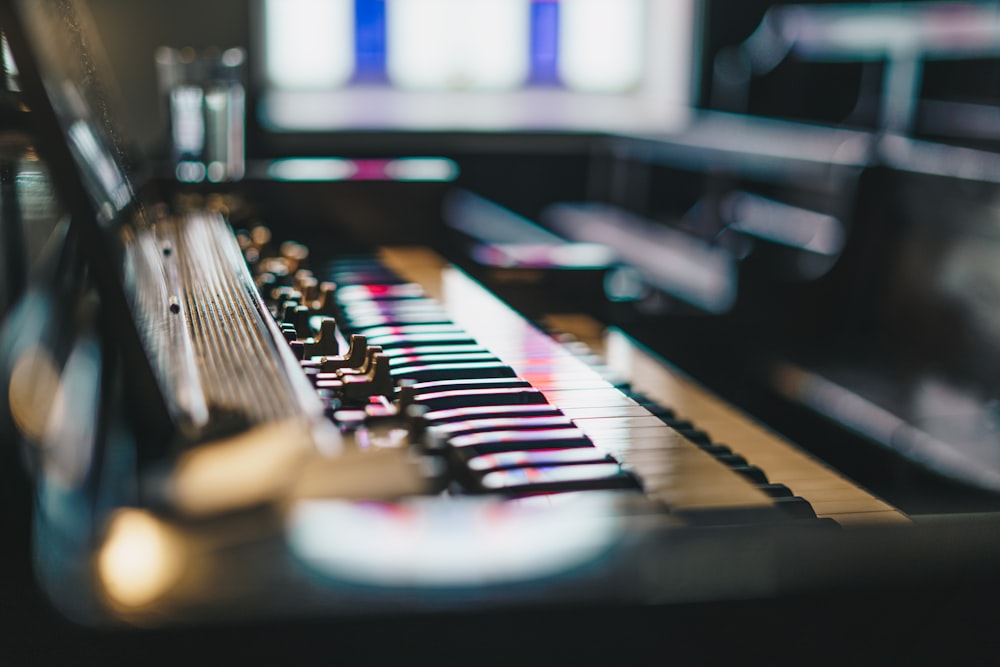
[[7, 2, 1000, 661], [10, 0, 1000, 522]]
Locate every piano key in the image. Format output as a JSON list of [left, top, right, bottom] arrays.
[[346, 313, 454, 329], [539, 388, 641, 409], [335, 283, 426, 302], [715, 453, 749, 468], [584, 429, 776, 511], [569, 415, 667, 433], [428, 415, 574, 437], [476, 463, 640, 495], [378, 344, 492, 359], [365, 332, 479, 348], [389, 361, 518, 382], [771, 496, 818, 519], [421, 403, 564, 424], [588, 429, 697, 451], [413, 387, 549, 411], [340, 300, 445, 316], [387, 351, 500, 367], [404, 377, 529, 393], [465, 447, 616, 472], [448, 428, 592, 454], [758, 483, 794, 498], [514, 374, 618, 392], [424, 415, 575, 451], [730, 465, 769, 486], [354, 323, 466, 339]]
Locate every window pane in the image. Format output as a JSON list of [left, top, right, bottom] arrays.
[[386, 0, 530, 91], [558, 0, 645, 93], [265, 0, 355, 90]]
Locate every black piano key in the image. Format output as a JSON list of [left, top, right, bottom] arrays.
[[474, 463, 640, 495], [448, 428, 592, 455], [715, 453, 749, 468], [354, 323, 466, 339], [388, 351, 500, 367], [465, 447, 616, 472], [674, 428, 712, 445], [340, 299, 444, 316], [414, 387, 549, 411], [773, 496, 818, 519], [759, 483, 794, 498], [730, 465, 769, 486], [365, 332, 479, 348], [328, 272, 401, 286], [391, 362, 518, 382], [428, 415, 574, 437], [422, 403, 564, 424], [335, 283, 426, 302], [423, 415, 576, 453], [345, 313, 454, 329], [378, 344, 492, 359], [700, 444, 734, 457], [406, 377, 530, 393]]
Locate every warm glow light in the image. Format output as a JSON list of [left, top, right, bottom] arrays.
[[386, 0, 530, 90], [265, 0, 355, 89], [167, 419, 317, 516], [558, 0, 645, 93], [98, 509, 183, 609], [40, 338, 101, 489], [8, 344, 60, 442]]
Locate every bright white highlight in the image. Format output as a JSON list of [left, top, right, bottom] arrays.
[[558, 0, 645, 93], [386, 0, 530, 91], [265, 0, 355, 90]]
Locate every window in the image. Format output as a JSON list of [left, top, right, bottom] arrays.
[[260, 0, 697, 132]]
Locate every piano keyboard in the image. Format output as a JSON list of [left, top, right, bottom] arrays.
[[376, 247, 907, 525], [61, 226, 915, 625], [253, 241, 906, 527]]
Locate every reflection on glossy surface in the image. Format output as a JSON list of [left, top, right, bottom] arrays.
[[98, 509, 184, 609], [39, 336, 100, 489], [267, 158, 357, 182], [166, 419, 317, 517], [165, 416, 428, 516], [288, 494, 620, 587], [8, 343, 59, 442]]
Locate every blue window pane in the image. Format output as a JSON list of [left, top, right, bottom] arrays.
[[530, 0, 560, 85], [355, 0, 387, 82], [352, 0, 566, 88]]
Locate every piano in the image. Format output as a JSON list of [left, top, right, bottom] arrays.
[[4, 0, 1000, 663]]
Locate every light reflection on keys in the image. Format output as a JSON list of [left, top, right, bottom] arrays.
[[466, 448, 615, 472], [429, 415, 574, 437], [324, 253, 783, 516], [422, 403, 563, 424], [478, 463, 638, 493], [449, 428, 592, 453], [376, 248, 778, 514]]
